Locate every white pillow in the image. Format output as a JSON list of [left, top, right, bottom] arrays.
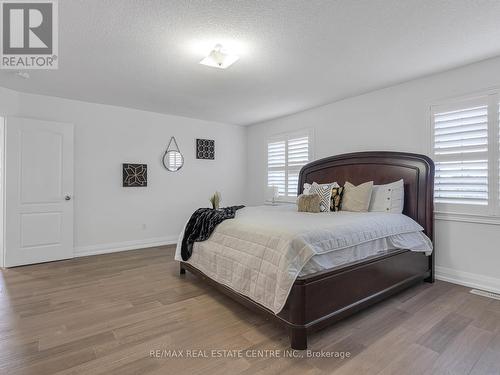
[[308, 182, 338, 212], [369, 179, 404, 213], [341, 181, 373, 212]]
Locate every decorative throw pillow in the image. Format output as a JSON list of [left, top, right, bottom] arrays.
[[341, 181, 374, 212], [369, 179, 404, 213], [309, 182, 337, 212], [297, 194, 321, 213], [330, 186, 344, 212], [303, 183, 312, 195]]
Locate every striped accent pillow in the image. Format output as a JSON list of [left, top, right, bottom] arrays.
[[309, 182, 338, 212]]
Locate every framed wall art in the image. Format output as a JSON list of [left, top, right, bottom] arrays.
[[196, 139, 215, 160], [122, 163, 147, 187]]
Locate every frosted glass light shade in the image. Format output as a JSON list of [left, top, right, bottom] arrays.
[[199, 44, 239, 69]]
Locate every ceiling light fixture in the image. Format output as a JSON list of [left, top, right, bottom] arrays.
[[199, 44, 239, 69]]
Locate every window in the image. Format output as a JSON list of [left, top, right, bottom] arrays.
[[431, 93, 500, 218], [267, 130, 312, 200]]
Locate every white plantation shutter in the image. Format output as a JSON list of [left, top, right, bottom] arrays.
[[267, 131, 311, 199], [287, 136, 309, 196], [267, 140, 286, 195], [432, 93, 500, 217], [434, 160, 488, 205], [433, 104, 489, 205]]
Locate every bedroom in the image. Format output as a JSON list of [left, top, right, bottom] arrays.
[[0, 1, 499, 374]]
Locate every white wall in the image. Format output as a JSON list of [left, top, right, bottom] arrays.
[[0, 88, 246, 256], [0, 87, 20, 115], [0, 116, 4, 267], [246, 56, 500, 292], [0, 87, 17, 267]]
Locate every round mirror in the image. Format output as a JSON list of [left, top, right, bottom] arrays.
[[163, 150, 184, 172]]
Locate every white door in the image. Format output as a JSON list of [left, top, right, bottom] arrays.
[[4, 117, 74, 267]]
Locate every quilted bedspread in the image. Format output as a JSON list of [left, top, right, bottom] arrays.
[[175, 205, 431, 314]]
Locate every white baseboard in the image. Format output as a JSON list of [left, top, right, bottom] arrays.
[[435, 266, 500, 294], [74, 236, 178, 258]]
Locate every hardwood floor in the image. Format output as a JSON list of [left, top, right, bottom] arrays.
[[0, 246, 498, 375]]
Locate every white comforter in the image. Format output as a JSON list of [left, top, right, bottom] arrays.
[[175, 205, 432, 314]]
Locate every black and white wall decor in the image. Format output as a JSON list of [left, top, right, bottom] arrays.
[[196, 139, 215, 159], [122, 164, 147, 187]]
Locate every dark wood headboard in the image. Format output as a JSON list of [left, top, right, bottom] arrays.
[[298, 151, 435, 239]]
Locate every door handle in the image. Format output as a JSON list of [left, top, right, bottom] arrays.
[[65, 195, 72, 201]]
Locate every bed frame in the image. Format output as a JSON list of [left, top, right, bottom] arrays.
[[180, 151, 434, 349]]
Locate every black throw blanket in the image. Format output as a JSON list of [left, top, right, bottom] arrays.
[[181, 205, 245, 261]]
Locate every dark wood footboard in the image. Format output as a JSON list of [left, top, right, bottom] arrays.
[[282, 250, 429, 348]]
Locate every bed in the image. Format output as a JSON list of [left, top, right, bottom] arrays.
[[178, 151, 434, 349]]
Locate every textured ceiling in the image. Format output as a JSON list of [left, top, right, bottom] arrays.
[[1, 0, 500, 125]]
